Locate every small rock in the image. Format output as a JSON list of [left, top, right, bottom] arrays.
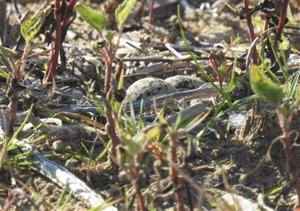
[[65, 158, 79, 168], [52, 140, 65, 153]]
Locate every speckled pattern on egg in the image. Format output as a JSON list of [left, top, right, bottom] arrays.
[[165, 75, 204, 91], [125, 77, 178, 102]]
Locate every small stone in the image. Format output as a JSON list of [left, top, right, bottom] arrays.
[[52, 140, 65, 153], [65, 158, 79, 168]]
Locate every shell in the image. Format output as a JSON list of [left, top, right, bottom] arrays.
[[125, 77, 177, 102], [164, 75, 204, 91]]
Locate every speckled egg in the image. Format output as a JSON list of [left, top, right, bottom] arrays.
[[164, 75, 204, 91], [125, 77, 178, 102]]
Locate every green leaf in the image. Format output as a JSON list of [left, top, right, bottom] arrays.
[[295, 85, 300, 103], [21, 13, 45, 42], [250, 65, 284, 105], [266, 181, 286, 196], [115, 0, 137, 26], [104, 30, 115, 44], [145, 126, 161, 141], [0, 69, 9, 80], [0, 46, 16, 71], [76, 3, 107, 31]]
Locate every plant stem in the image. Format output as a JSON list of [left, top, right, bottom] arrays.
[[18, 42, 31, 79], [169, 131, 185, 211], [104, 55, 113, 95], [278, 111, 300, 207], [45, 0, 62, 83], [0, 100, 17, 168], [274, 0, 289, 46], [131, 169, 146, 211], [282, 129, 300, 206], [62, 0, 77, 28], [243, 0, 259, 65], [103, 98, 120, 171], [149, 0, 155, 24], [139, 0, 146, 19]]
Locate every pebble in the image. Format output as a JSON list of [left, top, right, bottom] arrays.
[[52, 140, 66, 153]]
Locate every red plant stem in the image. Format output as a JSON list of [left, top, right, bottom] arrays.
[[62, 0, 77, 28], [282, 128, 300, 206], [131, 169, 146, 211], [264, 16, 270, 37], [18, 42, 31, 80], [261, 15, 270, 54], [104, 30, 122, 95], [139, 0, 146, 19], [103, 98, 120, 171], [149, 0, 155, 24], [243, 0, 258, 65], [135, 184, 146, 210], [6, 101, 17, 141], [0, 100, 17, 168], [45, 0, 62, 83], [169, 131, 185, 211], [104, 55, 113, 96], [275, 0, 289, 46]]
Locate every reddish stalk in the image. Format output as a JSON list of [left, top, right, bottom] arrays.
[[262, 15, 271, 58], [0, 100, 17, 168], [148, 0, 155, 24], [279, 113, 300, 207], [139, 0, 146, 19], [103, 98, 120, 171], [18, 42, 31, 79], [276, 109, 300, 207], [45, 0, 62, 83], [282, 133, 300, 207], [169, 131, 185, 211], [131, 169, 146, 211], [103, 53, 113, 95], [97, 30, 122, 171], [62, 0, 77, 28], [274, 0, 290, 46], [243, 0, 259, 65]]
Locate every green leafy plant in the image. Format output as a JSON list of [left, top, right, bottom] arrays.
[[115, 0, 137, 26], [250, 64, 300, 208], [0, 12, 45, 169], [76, 1, 137, 170], [250, 64, 284, 105], [76, 3, 107, 31]]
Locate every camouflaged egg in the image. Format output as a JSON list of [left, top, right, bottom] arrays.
[[125, 77, 178, 102], [164, 75, 204, 91]]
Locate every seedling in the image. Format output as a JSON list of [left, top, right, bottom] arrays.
[[76, 0, 137, 168], [250, 64, 300, 208]]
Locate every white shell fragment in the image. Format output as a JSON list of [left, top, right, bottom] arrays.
[[165, 75, 205, 91], [125, 77, 178, 102]]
